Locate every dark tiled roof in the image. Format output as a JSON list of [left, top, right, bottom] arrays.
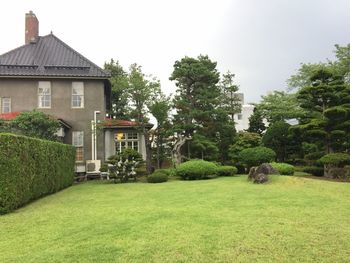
[[0, 34, 110, 78]]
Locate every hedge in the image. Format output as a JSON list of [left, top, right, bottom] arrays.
[[0, 133, 76, 214], [176, 160, 218, 180], [147, 171, 168, 183], [270, 162, 295, 175], [216, 166, 238, 176]]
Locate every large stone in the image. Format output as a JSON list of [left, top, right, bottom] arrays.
[[248, 163, 278, 182], [254, 173, 269, 184]]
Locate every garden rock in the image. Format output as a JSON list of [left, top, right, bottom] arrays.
[[326, 167, 349, 179], [248, 163, 278, 182], [254, 173, 268, 184]]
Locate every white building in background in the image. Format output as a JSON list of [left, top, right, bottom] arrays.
[[233, 93, 255, 131]]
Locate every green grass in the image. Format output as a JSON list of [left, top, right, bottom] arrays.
[[1, 176, 350, 262]]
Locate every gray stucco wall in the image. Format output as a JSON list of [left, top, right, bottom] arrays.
[[0, 78, 107, 165]]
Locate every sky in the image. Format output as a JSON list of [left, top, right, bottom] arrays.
[[1, 0, 350, 103]]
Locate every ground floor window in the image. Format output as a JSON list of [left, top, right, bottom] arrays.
[[1, 97, 11, 113], [115, 132, 139, 153], [72, 131, 84, 162]]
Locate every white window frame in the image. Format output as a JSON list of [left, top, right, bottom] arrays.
[[1, 98, 11, 113], [72, 131, 84, 162], [115, 132, 139, 153], [72, 131, 84, 147], [71, 82, 84, 108], [38, 81, 51, 108]]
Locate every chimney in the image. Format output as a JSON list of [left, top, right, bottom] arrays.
[[25, 11, 39, 44]]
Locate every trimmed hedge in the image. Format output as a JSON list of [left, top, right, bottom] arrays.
[[270, 162, 295, 175], [147, 171, 168, 183], [319, 153, 350, 167], [216, 166, 238, 176], [0, 133, 75, 214], [176, 160, 218, 180]]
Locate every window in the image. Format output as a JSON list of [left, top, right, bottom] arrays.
[[72, 131, 84, 161], [1, 98, 11, 113], [237, 114, 243, 120], [115, 132, 139, 153], [38, 81, 51, 108], [72, 82, 84, 108]]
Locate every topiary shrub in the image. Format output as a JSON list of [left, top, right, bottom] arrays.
[[0, 133, 75, 214], [147, 171, 168, 183], [270, 162, 295, 175], [216, 166, 238, 176], [302, 166, 324, 177], [176, 160, 218, 180], [239, 147, 276, 169], [319, 153, 350, 167], [107, 148, 143, 165]]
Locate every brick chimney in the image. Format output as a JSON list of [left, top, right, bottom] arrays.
[[25, 11, 39, 44]]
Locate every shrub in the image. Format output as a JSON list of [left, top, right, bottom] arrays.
[[99, 163, 108, 172], [319, 153, 350, 167], [147, 171, 168, 183], [176, 160, 218, 180], [302, 166, 324, 177], [107, 148, 143, 165], [135, 166, 148, 176], [156, 168, 176, 177], [270, 162, 295, 175], [239, 147, 276, 169], [216, 166, 238, 176], [0, 133, 75, 214]]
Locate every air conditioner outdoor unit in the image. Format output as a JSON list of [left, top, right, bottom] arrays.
[[86, 160, 101, 175]]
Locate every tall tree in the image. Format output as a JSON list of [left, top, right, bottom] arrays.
[[262, 121, 291, 162], [219, 71, 241, 122], [247, 106, 266, 135], [104, 59, 130, 119], [148, 93, 171, 169], [296, 68, 350, 154], [170, 55, 221, 159], [127, 64, 161, 173]]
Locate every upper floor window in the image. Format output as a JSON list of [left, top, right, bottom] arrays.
[[1, 98, 11, 113], [38, 81, 51, 108], [237, 114, 243, 120], [72, 82, 84, 108]]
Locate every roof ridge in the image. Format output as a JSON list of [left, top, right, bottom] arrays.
[[43, 34, 110, 76]]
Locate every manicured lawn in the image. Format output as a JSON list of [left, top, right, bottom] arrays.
[[1, 176, 350, 262]]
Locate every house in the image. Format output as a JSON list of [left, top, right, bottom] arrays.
[[232, 93, 255, 131], [0, 11, 148, 173]]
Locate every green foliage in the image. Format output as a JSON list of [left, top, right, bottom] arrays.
[[319, 153, 350, 167], [302, 166, 324, 177], [216, 166, 238, 176], [104, 59, 131, 119], [270, 162, 295, 175], [147, 171, 168, 183], [296, 68, 350, 153], [262, 121, 291, 162], [155, 168, 176, 177], [99, 163, 108, 172], [238, 147, 276, 169], [247, 107, 266, 135], [11, 110, 61, 141], [191, 134, 219, 161], [0, 133, 75, 214], [107, 148, 143, 165], [219, 71, 241, 122], [228, 132, 261, 161], [176, 160, 218, 180], [257, 91, 304, 123]]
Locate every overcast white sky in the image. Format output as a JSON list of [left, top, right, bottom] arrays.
[[1, 0, 350, 103]]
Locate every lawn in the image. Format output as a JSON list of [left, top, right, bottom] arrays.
[[1, 176, 350, 263]]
